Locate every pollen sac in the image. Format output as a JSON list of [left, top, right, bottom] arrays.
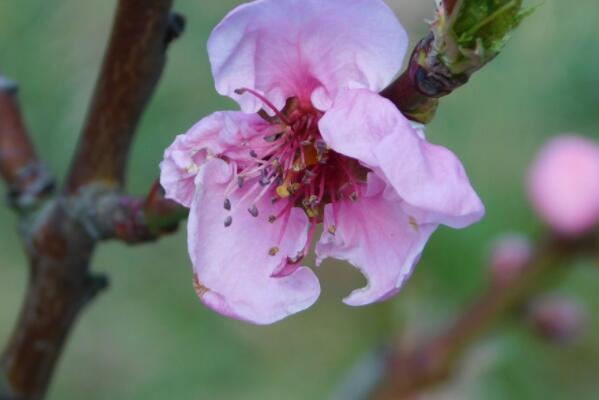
[[276, 185, 291, 199], [287, 251, 304, 264], [328, 225, 337, 235], [264, 132, 284, 143], [248, 205, 259, 217]]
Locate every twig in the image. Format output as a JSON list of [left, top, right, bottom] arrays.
[[0, 76, 54, 211], [0, 1, 183, 398], [65, 0, 184, 192], [367, 234, 594, 399], [383, 0, 528, 123], [81, 180, 187, 244]]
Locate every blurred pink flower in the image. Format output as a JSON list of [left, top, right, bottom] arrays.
[[528, 295, 587, 344], [160, 0, 484, 324], [528, 135, 599, 236], [488, 233, 532, 284]]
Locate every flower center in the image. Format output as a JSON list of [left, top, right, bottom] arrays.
[[223, 89, 369, 262]]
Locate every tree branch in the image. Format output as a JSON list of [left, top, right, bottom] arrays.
[[65, 0, 184, 192], [0, 1, 184, 398], [78, 180, 187, 244], [0, 76, 54, 211], [365, 234, 595, 399]]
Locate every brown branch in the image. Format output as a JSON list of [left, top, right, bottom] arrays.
[[0, 203, 107, 400], [65, 0, 184, 192], [0, 76, 53, 211], [369, 234, 594, 399], [0, 1, 184, 398], [83, 181, 187, 244]]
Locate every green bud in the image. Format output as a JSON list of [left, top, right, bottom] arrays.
[[433, 0, 534, 74]]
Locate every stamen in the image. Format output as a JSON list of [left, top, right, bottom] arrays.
[[269, 247, 280, 256], [224, 198, 231, 211], [248, 205, 259, 217], [224, 216, 233, 228], [264, 132, 284, 143], [234, 88, 291, 125], [249, 149, 258, 158], [328, 225, 337, 235], [268, 215, 277, 223]]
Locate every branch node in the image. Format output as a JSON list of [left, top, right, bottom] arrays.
[[166, 13, 186, 45], [0, 75, 18, 96]]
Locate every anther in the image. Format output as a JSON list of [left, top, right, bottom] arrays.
[[224, 198, 232, 211], [249, 150, 258, 158], [268, 215, 277, 223], [224, 216, 233, 228], [288, 251, 304, 264], [269, 247, 280, 256], [237, 176, 245, 188], [328, 225, 337, 235], [248, 205, 259, 217], [264, 132, 284, 143], [350, 192, 359, 202]]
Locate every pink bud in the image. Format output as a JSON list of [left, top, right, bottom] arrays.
[[528, 295, 586, 344], [528, 135, 599, 236], [488, 234, 533, 284]]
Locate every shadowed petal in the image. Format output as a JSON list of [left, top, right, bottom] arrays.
[[316, 175, 437, 306], [320, 89, 485, 228], [188, 158, 320, 324]]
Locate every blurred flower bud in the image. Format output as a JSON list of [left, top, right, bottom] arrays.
[[488, 234, 533, 284], [528, 295, 587, 344], [528, 135, 599, 236]]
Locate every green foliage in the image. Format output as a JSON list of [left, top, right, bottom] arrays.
[[436, 0, 535, 73], [454, 0, 529, 52]]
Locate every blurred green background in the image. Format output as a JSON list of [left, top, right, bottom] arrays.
[[1, 1, 599, 399]]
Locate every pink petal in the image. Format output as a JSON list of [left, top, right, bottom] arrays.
[[188, 158, 320, 324], [316, 174, 437, 306], [208, 0, 408, 112], [319, 89, 485, 228], [528, 135, 599, 236], [159, 111, 273, 207]]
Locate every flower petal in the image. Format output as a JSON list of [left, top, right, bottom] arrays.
[[188, 158, 320, 324], [316, 175, 437, 306], [319, 89, 485, 228], [160, 111, 274, 207], [208, 0, 408, 112]]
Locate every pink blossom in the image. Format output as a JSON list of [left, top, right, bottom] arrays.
[[488, 234, 532, 285], [160, 0, 484, 324], [528, 135, 599, 236]]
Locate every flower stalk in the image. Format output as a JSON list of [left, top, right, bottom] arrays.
[[382, 0, 531, 123]]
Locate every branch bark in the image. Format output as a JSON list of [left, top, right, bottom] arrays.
[[65, 0, 183, 192], [369, 235, 594, 399], [0, 1, 183, 398], [0, 77, 53, 211]]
